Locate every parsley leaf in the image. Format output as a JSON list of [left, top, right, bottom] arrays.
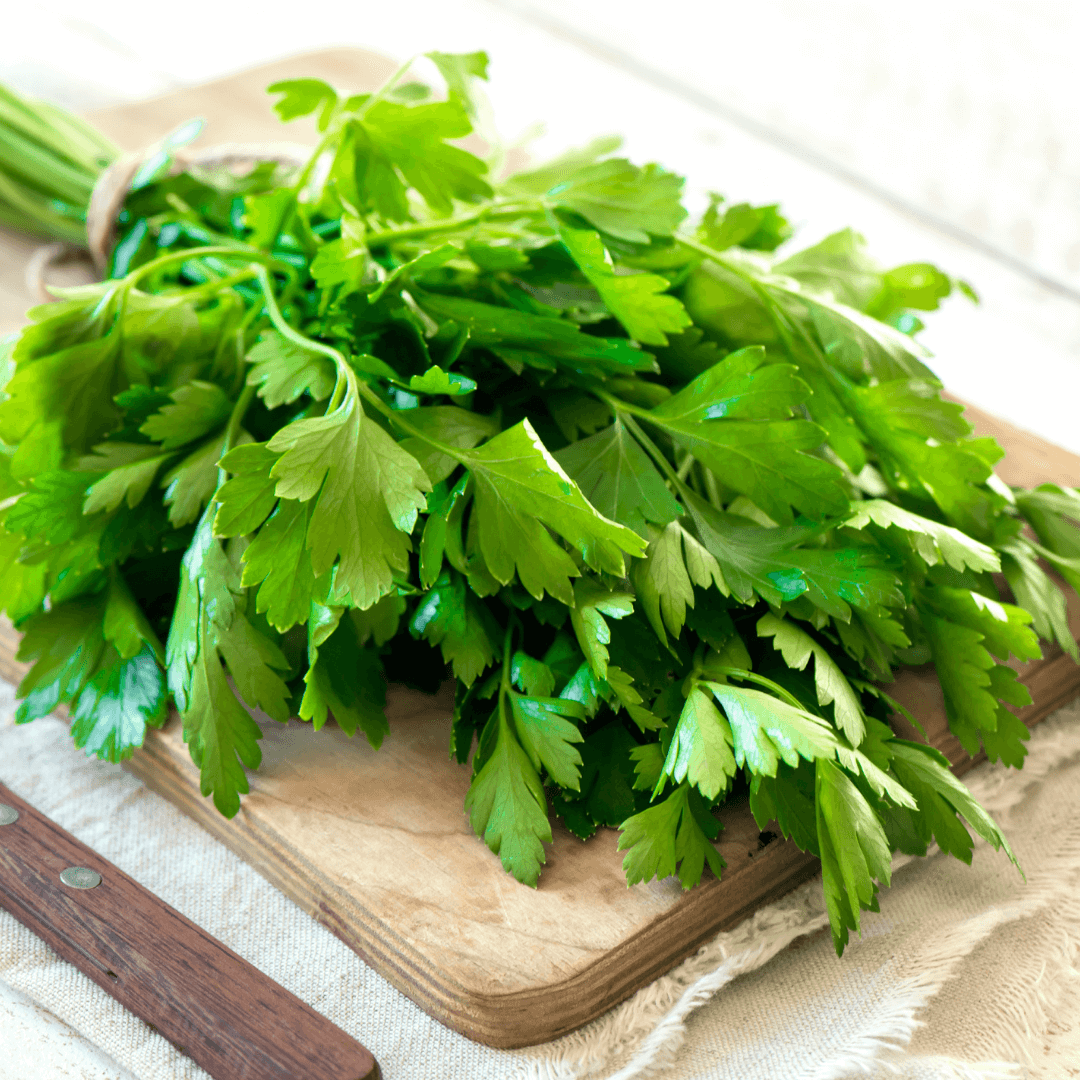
[[165, 510, 291, 817], [618, 782, 725, 889], [555, 418, 681, 537], [465, 692, 552, 887], [556, 221, 691, 345], [460, 419, 647, 604], [756, 613, 866, 744], [261, 365, 430, 609]]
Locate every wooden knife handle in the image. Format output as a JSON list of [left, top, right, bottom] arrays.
[[0, 782, 380, 1080]]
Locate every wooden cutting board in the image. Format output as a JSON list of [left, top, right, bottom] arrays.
[[0, 51, 1079, 1050]]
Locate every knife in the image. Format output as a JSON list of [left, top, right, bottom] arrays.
[[0, 782, 380, 1080]]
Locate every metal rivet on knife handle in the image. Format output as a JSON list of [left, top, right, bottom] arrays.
[[60, 866, 102, 890], [0, 804, 18, 826]]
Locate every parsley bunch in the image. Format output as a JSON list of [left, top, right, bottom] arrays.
[[2, 54, 1078, 954]]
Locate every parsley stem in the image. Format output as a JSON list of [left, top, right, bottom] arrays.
[[125, 246, 288, 289], [252, 264, 354, 411], [176, 269, 258, 302], [673, 234, 738, 267], [222, 384, 257, 456], [363, 203, 536, 248], [217, 382, 258, 486], [705, 667, 807, 711], [354, 380, 465, 461], [675, 451, 696, 483]]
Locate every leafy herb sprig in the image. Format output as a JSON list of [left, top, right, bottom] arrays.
[[2, 53, 1077, 954]]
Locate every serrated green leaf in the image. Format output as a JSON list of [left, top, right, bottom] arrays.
[[509, 691, 585, 789], [426, 50, 489, 116], [410, 568, 499, 685], [417, 291, 657, 374], [704, 681, 841, 776], [213, 444, 280, 539], [618, 783, 725, 889], [633, 520, 726, 645], [844, 498, 999, 573], [161, 431, 232, 528], [511, 651, 555, 698], [919, 585, 1038, 759], [265, 367, 430, 609], [166, 510, 290, 817], [246, 332, 336, 409], [83, 450, 171, 515], [556, 221, 690, 345], [889, 740, 1017, 868], [268, 78, 338, 127], [140, 381, 232, 449], [555, 419, 681, 537], [568, 577, 633, 680], [408, 364, 477, 396], [461, 419, 646, 604], [604, 665, 665, 731], [816, 756, 892, 953], [465, 695, 551, 886], [756, 613, 866, 744], [1000, 540, 1078, 661], [526, 158, 686, 243], [398, 405, 498, 486], [661, 684, 737, 799], [299, 607, 389, 745], [241, 498, 327, 632]]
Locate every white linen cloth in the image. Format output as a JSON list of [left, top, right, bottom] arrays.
[[2, 680, 1080, 1079]]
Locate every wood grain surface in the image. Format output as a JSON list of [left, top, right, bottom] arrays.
[[0, 781, 380, 1080], [0, 50, 1078, 1050]]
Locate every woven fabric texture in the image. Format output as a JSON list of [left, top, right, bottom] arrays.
[[2, 681, 1080, 1079]]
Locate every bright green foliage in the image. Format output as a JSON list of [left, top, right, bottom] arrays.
[[465, 692, 552, 887], [411, 568, 500, 685], [166, 511, 291, 816], [140, 381, 232, 448], [919, 586, 1040, 763], [15, 573, 165, 761], [660, 685, 737, 799], [816, 757, 892, 952], [246, 331, 336, 408], [260, 366, 431, 610], [568, 577, 634, 680], [646, 349, 849, 524], [555, 419, 681, 536], [299, 606, 389, 746], [426, 50, 489, 117], [844, 499, 999, 574], [756, 613, 866, 744], [633, 520, 725, 644], [706, 682, 842, 776], [618, 783, 726, 889], [557, 221, 691, 345], [3, 55, 1075, 959], [460, 419, 646, 603]]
